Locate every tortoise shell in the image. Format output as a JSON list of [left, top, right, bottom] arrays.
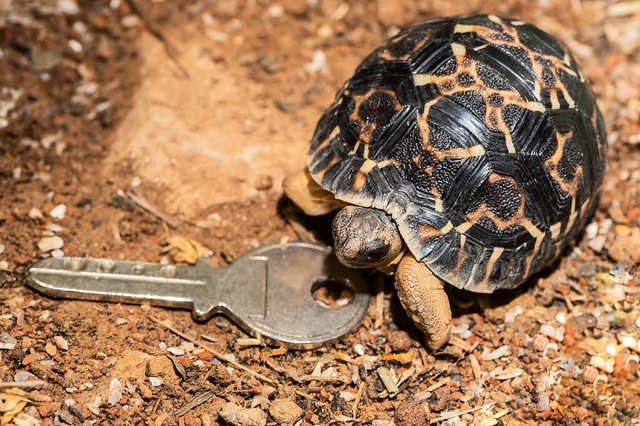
[[307, 14, 607, 293]]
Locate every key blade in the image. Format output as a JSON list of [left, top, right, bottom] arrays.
[[28, 257, 208, 309]]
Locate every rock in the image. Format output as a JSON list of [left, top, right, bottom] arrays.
[[54, 335, 69, 351], [254, 174, 273, 190], [395, 400, 429, 426], [269, 398, 303, 424], [608, 227, 640, 266], [211, 0, 241, 18], [107, 378, 123, 405], [37, 236, 64, 252], [0, 331, 18, 350], [219, 402, 267, 426], [387, 330, 413, 352], [31, 49, 62, 72]]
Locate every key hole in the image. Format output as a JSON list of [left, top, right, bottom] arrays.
[[311, 277, 354, 309]]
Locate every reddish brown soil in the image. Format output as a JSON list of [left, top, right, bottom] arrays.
[[1, 1, 639, 425]]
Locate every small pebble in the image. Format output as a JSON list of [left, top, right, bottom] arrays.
[[54, 335, 69, 351], [269, 399, 303, 424], [354, 343, 365, 356], [585, 222, 598, 239], [219, 402, 267, 426], [166, 347, 185, 356], [504, 305, 523, 323], [58, 0, 79, 14], [267, 4, 284, 18], [28, 208, 44, 219], [481, 345, 510, 361], [68, 39, 83, 53], [149, 377, 163, 387], [50, 204, 66, 219], [130, 176, 142, 188], [38, 236, 64, 252], [0, 332, 17, 350], [108, 378, 123, 405], [590, 355, 614, 373], [51, 249, 65, 258], [540, 324, 565, 342], [14, 370, 37, 382], [254, 175, 273, 190], [304, 50, 329, 75]]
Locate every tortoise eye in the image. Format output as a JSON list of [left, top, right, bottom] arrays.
[[363, 238, 391, 262]]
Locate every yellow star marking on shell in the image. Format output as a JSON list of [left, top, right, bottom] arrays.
[[455, 221, 473, 233], [451, 42, 466, 56], [550, 222, 563, 239], [459, 233, 467, 248], [308, 125, 340, 157], [545, 131, 583, 197], [487, 15, 503, 24], [435, 199, 444, 212], [550, 91, 561, 109], [440, 221, 454, 234]]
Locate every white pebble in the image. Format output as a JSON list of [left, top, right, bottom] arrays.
[[54, 335, 69, 351], [167, 347, 185, 356], [158, 341, 167, 350], [108, 379, 123, 405], [590, 356, 614, 373], [588, 235, 607, 253], [58, 0, 79, 14], [481, 345, 510, 361], [130, 176, 142, 188], [41, 310, 51, 320], [121, 15, 140, 28], [50, 204, 66, 219], [68, 39, 83, 53], [28, 208, 44, 219], [51, 249, 65, 258], [0, 261, 9, 272], [354, 344, 365, 356], [504, 305, 523, 323], [585, 222, 598, 239], [14, 370, 37, 382], [305, 50, 329, 75], [149, 377, 163, 387], [540, 324, 565, 342], [13, 167, 21, 179], [37, 236, 64, 252], [45, 222, 63, 233], [555, 312, 567, 325], [267, 4, 284, 17], [41, 134, 59, 149]]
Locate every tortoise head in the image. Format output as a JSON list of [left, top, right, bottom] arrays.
[[332, 206, 405, 269]]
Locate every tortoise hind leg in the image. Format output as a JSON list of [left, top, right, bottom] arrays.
[[395, 253, 452, 350], [283, 169, 346, 216]]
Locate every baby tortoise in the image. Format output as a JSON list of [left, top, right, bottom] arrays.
[[284, 14, 606, 349]]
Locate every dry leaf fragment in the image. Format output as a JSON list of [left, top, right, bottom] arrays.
[[161, 231, 213, 264]]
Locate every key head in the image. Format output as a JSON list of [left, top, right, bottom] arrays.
[[218, 241, 371, 350]]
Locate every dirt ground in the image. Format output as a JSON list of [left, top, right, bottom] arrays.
[[1, 0, 640, 425]]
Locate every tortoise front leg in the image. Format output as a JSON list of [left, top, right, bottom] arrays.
[[395, 253, 452, 350], [283, 169, 346, 216]]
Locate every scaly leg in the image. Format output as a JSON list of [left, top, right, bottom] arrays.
[[395, 253, 452, 350], [283, 169, 346, 216]]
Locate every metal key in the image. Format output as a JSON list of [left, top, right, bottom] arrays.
[[27, 241, 371, 349]]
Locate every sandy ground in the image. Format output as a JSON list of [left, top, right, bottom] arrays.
[[1, 0, 640, 425]]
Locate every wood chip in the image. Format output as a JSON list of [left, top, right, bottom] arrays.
[[173, 389, 216, 417], [376, 367, 398, 396]]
